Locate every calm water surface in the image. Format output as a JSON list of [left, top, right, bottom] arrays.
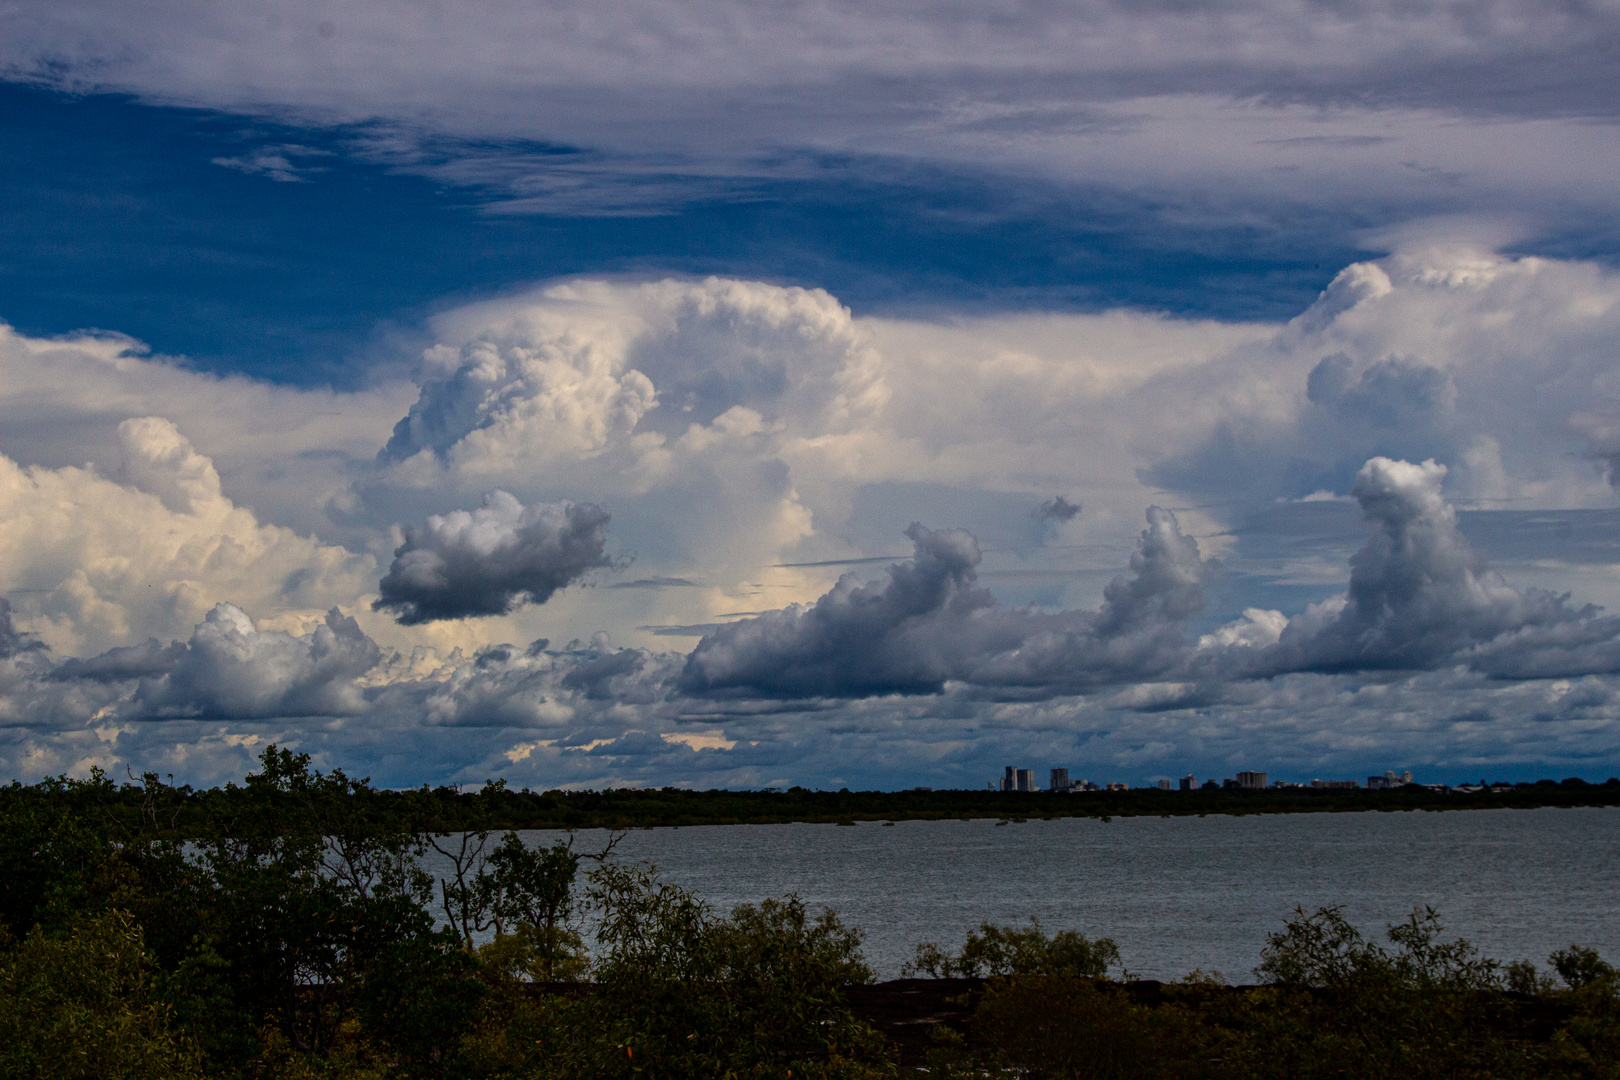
[[500, 807, 1618, 980]]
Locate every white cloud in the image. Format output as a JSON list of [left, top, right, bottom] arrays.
[[0, 416, 374, 655], [209, 143, 332, 182], [0, 320, 413, 549], [127, 603, 380, 719], [1143, 246, 1620, 512], [1, 2, 1616, 218], [3, 249, 1620, 785]]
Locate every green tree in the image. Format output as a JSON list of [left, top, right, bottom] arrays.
[[1242, 906, 1526, 1079], [565, 860, 893, 1079], [0, 910, 202, 1080], [906, 918, 1120, 979]]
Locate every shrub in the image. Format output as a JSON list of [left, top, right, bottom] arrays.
[[0, 910, 202, 1080], [905, 918, 1120, 979]]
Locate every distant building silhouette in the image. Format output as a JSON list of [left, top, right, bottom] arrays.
[[1000, 766, 1036, 792], [1236, 771, 1267, 790], [1179, 774, 1196, 791], [1050, 768, 1070, 792]]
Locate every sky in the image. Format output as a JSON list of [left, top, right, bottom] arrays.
[[2, 0, 1620, 790]]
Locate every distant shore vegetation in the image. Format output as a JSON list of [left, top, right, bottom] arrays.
[[2, 747, 1616, 1079], [6, 760, 1616, 835]]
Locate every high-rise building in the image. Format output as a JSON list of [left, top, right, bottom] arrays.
[[1050, 768, 1070, 792], [1179, 774, 1196, 791], [1236, 771, 1267, 789], [1016, 768, 1036, 792], [1001, 766, 1015, 792], [1156, 779, 1172, 791]]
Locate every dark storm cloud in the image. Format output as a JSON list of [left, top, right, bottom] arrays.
[[0, 599, 45, 659], [680, 455, 1620, 706], [375, 492, 613, 625], [680, 523, 1003, 698], [680, 508, 1214, 700], [1034, 496, 1081, 524], [52, 638, 186, 683]]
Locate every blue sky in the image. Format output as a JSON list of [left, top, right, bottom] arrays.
[[0, 82, 1370, 384], [2, 0, 1619, 789]]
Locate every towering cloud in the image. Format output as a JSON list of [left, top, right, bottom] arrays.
[[375, 492, 613, 625], [680, 523, 1000, 698], [378, 278, 885, 475], [1206, 457, 1620, 682], [7, 254, 1620, 788], [1257, 459, 1561, 672], [681, 507, 1213, 699], [966, 507, 1211, 694]]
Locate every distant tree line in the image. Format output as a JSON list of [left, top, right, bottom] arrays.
[[0, 747, 1615, 1078], [3, 766, 1616, 836]]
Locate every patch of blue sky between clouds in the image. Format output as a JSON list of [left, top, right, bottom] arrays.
[[0, 84, 1378, 391]]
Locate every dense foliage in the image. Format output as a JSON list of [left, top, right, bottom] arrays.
[[0, 748, 892, 1079], [0, 747, 1615, 1078], [913, 907, 1620, 1079], [906, 919, 1120, 979], [4, 769, 1617, 836]]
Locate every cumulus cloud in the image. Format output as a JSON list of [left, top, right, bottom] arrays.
[[1189, 456, 1620, 683], [0, 321, 412, 549], [0, 415, 375, 656], [127, 604, 381, 719], [0, 601, 382, 742], [681, 454, 1620, 706], [1254, 458, 1566, 672], [360, 276, 890, 626], [378, 328, 657, 469], [680, 523, 1001, 698], [375, 492, 613, 625], [379, 277, 884, 473], [1034, 496, 1081, 524], [681, 506, 1212, 699], [965, 507, 1212, 694], [7, 255, 1620, 787], [1142, 249, 1620, 512]]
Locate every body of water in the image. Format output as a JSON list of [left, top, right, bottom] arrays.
[[491, 807, 1619, 980]]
